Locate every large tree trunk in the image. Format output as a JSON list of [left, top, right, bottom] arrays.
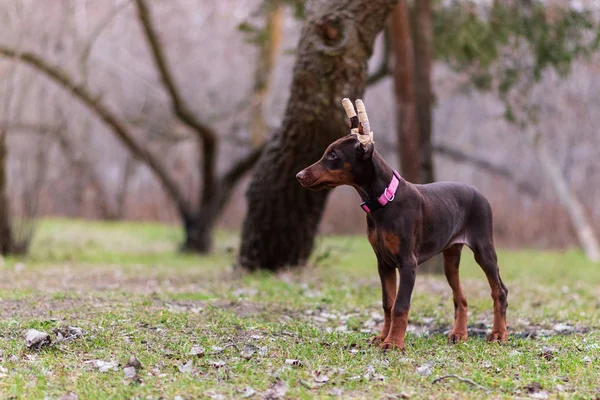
[[239, 0, 397, 271], [0, 132, 12, 255], [391, 0, 420, 183]]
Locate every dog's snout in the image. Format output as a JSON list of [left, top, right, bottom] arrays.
[[296, 170, 306, 182]]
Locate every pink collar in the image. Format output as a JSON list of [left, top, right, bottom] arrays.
[[360, 171, 401, 213]]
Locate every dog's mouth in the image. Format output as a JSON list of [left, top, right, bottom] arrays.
[[300, 179, 336, 191], [307, 182, 335, 191]]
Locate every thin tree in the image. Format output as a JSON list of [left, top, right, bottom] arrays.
[[412, 0, 435, 185], [0, 0, 273, 252], [0, 129, 11, 255], [434, 0, 600, 262], [391, 0, 420, 184]]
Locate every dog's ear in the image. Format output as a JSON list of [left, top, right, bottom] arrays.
[[357, 141, 374, 160]]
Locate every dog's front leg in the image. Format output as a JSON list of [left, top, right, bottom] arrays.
[[381, 256, 417, 351], [372, 261, 397, 344]]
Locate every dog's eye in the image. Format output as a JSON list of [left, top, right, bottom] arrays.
[[327, 152, 337, 161]]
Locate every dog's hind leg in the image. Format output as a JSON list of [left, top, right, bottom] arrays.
[[443, 244, 468, 344], [473, 243, 508, 342]]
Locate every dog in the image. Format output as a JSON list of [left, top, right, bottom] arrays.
[[296, 99, 508, 350]]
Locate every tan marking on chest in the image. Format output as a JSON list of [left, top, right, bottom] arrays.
[[381, 231, 401, 255]]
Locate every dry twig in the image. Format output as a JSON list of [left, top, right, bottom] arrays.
[[432, 374, 490, 392]]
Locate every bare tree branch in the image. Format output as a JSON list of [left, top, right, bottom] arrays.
[[432, 143, 539, 197], [0, 122, 60, 133], [222, 145, 265, 190], [80, 0, 133, 82], [0, 45, 192, 215], [432, 374, 490, 392], [134, 0, 217, 200]]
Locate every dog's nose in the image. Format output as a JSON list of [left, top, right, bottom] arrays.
[[296, 171, 305, 182]]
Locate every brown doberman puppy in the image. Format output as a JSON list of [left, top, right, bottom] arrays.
[[296, 99, 508, 350]]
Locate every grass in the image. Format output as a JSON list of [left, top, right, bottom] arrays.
[[0, 218, 599, 399]]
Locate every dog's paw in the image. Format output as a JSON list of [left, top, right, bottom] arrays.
[[379, 340, 404, 351], [370, 335, 385, 345], [486, 331, 507, 343], [447, 331, 468, 344]]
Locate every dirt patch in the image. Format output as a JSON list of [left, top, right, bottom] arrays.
[[0, 296, 122, 320]]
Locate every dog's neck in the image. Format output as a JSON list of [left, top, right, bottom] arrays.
[[352, 151, 398, 203]]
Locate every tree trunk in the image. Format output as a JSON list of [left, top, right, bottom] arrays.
[[412, 0, 434, 184], [115, 157, 136, 220], [531, 132, 600, 263], [239, 0, 398, 271], [412, 0, 442, 274], [0, 132, 12, 255], [181, 210, 217, 253], [391, 0, 421, 183]]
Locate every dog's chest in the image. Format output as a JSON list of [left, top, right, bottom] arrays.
[[367, 227, 401, 260]]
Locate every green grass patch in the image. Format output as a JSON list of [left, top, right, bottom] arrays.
[[0, 219, 599, 399]]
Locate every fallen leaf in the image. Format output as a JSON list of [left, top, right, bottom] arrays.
[[240, 387, 256, 398], [540, 346, 556, 360], [553, 323, 574, 334], [123, 366, 137, 380], [189, 345, 205, 358], [524, 382, 542, 394], [25, 329, 51, 350], [313, 370, 330, 383], [0, 366, 7, 378], [371, 373, 385, 381], [178, 360, 193, 374], [204, 391, 225, 400], [53, 327, 84, 342], [416, 361, 434, 376], [87, 360, 119, 373], [285, 359, 302, 366], [264, 379, 288, 399], [582, 356, 592, 365], [530, 391, 549, 399], [211, 360, 226, 369], [125, 355, 142, 370], [241, 344, 258, 360]]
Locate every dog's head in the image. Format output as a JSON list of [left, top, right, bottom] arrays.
[[296, 99, 375, 191]]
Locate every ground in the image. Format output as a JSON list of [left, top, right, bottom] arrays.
[[0, 219, 599, 399]]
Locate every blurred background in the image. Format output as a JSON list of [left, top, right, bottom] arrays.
[[1, 0, 599, 264]]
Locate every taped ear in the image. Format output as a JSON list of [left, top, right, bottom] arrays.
[[357, 141, 374, 160]]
